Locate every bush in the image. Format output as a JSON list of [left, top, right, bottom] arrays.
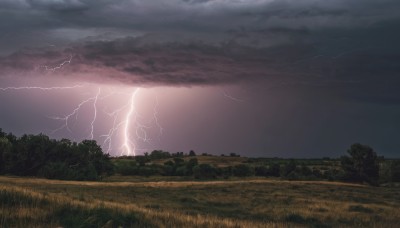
[[219, 166, 232, 178], [312, 168, 323, 178], [175, 166, 188, 176], [136, 166, 160, 176], [390, 160, 400, 182], [185, 158, 198, 175], [193, 164, 217, 179], [282, 160, 297, 177], [39, 161, 99, 181], [268, 163, 281, 177], [232, 164, 254, 177], [300, 165, 312, 176], [115, 160, 139, 176], [323, 168, 344, 181], [255, 166, 268, 176]]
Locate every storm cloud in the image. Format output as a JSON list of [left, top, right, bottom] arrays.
[[0, 0, 399, 89]]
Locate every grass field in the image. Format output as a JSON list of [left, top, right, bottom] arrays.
[[0, 176, 399, 227]]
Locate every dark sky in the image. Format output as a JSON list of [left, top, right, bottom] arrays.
[[0, 0, 399, 157]]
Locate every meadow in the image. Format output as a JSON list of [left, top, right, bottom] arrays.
[[0, 175, 399, 227]]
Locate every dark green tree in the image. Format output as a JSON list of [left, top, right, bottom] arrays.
[[0, 136, 12, 173], [79, 140, 114, 176], [0, 129, 113, 181], [186, 158, 198, 175], [189, 150, 196, 156], [341, 143, 380, 186], [135, 156, 149, 166], [149, 150, 171, 160]]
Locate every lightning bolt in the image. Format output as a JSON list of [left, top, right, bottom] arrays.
[[50, 89, 100, 135], [153, 94, 164, 138], [89, 88, 101, 139], [0, 84, 83, 91], [100, 102, 130, 154], [123, 89, 140, 156], [0, 82, 164, 156], [40, 55, 73, 72], [1, 49, 165, 155], [100, 88, 164, 156], [222, 89, 244, 103]]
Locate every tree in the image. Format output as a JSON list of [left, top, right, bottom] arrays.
[[135, 156, 149, 166], [189, 150, 196, 156], [173, 157, 184, 166], [0, 129, 113, 180], [149, 150, 171, 160], [186, 158, 198, 175], [0, 136, 12, 173], [341, 143, 380, 186]]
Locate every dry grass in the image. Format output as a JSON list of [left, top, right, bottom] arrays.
[[0, 176, 399, 227]]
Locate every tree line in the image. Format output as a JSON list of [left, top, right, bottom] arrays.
[[1, 128, 399, 185], [114, 144, 400, 186], [0, 129, 113, 180]]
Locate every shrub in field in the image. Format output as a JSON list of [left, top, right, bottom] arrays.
[[161, 165, 173, 176], [300, 165, 313, 176], [175, 166, 188, 176], [232, 164, 254, 177], [282, 159, 297, 177], [312, 168, 323, 178], [323, 168, 344, 181], [185, 158, 198, 175], [193, 164, 217, 179], [115, 160, 139, 175], [137, 166, 160, 176], [255, 165, 269, 176], [40, 161, 98, 180], [218, 166, 232, 178], [268, 163, 281, 177], [390, 160, 400, 182]]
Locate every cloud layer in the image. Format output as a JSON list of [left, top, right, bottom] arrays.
[[0, 0, 399, 94]]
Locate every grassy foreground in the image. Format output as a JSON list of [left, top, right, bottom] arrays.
[[0, 176, 399, 227]]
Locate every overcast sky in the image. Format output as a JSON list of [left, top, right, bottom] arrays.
[[0, 0, 399, 157]]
